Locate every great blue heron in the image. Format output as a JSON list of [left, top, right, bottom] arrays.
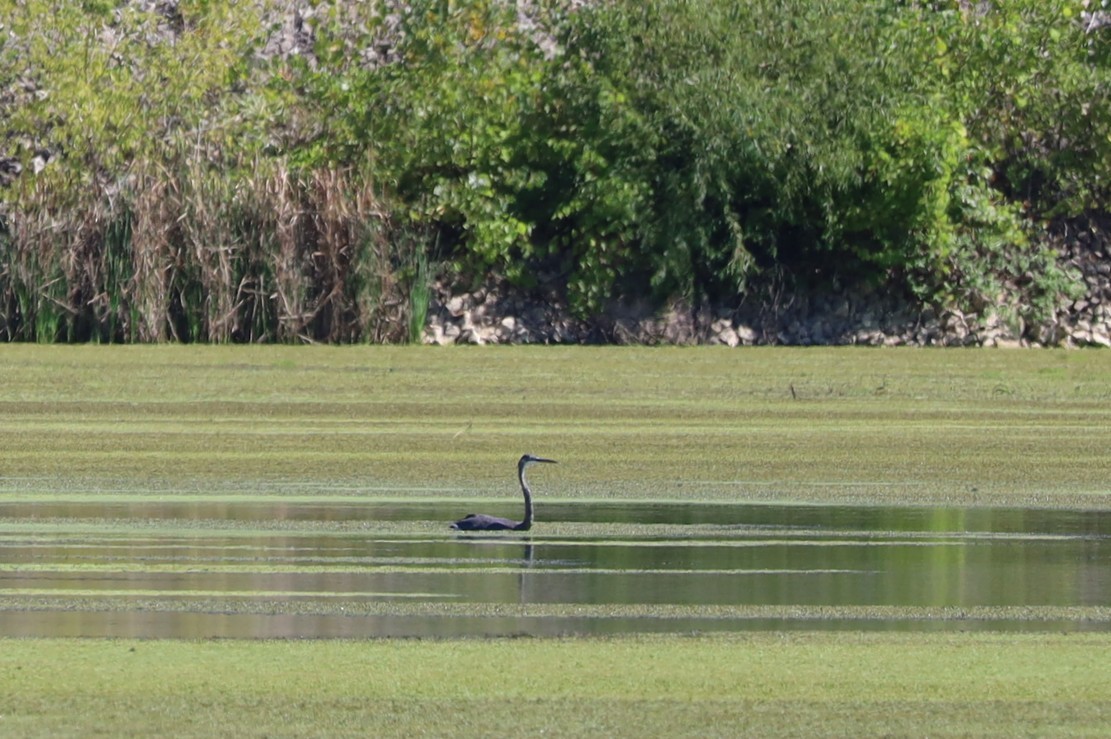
[[450, 454, 557, 531]]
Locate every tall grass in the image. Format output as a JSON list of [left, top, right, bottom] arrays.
[[0, 161, 425, 343], [408, 253, 431, 344]]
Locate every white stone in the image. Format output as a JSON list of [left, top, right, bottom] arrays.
[[736, 325, 757, 344], [460, 327, 486, 345], [423, 323, 444, 345], [1090, 330, 1111, 348]]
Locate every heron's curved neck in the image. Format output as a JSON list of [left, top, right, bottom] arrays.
[[516, 462, 534, 531]]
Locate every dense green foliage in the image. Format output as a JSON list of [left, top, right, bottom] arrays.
[[0, 0, 1107, 341]]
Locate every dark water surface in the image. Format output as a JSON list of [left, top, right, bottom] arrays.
[[2, 500, 1110, 638]]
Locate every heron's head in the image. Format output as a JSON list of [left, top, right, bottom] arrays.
[[519, 454, 557, 467]]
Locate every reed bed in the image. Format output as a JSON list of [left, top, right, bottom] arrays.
[[1, 160, 429, 344]]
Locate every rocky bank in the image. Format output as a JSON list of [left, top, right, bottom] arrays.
[[425, 231, 1111, 348]]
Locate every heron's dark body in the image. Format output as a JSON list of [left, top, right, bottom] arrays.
[[451, 513, 530, 531], [450, 454, 555, 532]]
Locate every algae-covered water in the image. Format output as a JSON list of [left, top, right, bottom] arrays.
[[2, 345, 1109, 637], [3, 498, 1109, 637]]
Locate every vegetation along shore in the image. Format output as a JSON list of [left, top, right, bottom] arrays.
[[1, 1, 1109, 345]]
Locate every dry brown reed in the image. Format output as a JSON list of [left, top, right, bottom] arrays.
[[0, 160, 426, 343]]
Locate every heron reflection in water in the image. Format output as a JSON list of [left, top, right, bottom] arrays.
[[450, 454, 557, 531]]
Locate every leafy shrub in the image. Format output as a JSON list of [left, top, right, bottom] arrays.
[[873, 1, 1098, 324], [560, 0, 1096, 323], [301, 0, 654, 314]]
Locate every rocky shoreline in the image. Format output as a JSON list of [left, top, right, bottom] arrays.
[[425, 237, 1111, 348]]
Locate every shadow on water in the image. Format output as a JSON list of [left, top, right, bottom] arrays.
[[2, 499, 1110, 638]]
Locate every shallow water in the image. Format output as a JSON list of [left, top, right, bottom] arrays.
[[1, 500, 1110, 637]]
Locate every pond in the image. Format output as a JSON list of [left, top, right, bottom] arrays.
[[1, 499, 1110, 638]]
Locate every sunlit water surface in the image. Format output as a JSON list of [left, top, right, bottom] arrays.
[[2, 499, 1110, 637]]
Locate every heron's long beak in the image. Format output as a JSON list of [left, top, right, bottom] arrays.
[[536, 457, 557, 464]]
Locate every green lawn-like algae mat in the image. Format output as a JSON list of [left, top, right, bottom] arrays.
[[1, 344, 1110, 506], [1, 633, 1110, 737]]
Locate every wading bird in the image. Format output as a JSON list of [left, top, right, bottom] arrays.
[[450, 454, 557, 531]]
